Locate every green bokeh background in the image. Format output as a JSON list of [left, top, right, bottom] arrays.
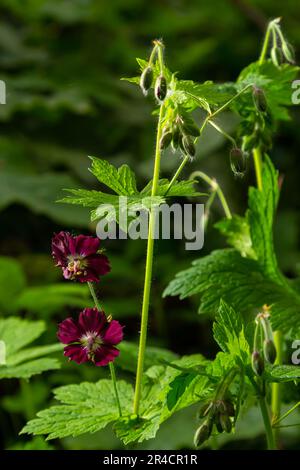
[[0, 0, 299, 450]]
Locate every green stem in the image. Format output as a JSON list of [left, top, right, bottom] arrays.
[[259, 23, 272, 65], [259, 397, 276, 450], [165, 155, 189, 195], [109, 362, 122, 417], [190, 171, 232, 219], [87, 281, 122, 417], [273, 400, 300, 426], [252, 147, 263, 190], [133, 105, 164, 415], [271, 330, 283, 441]]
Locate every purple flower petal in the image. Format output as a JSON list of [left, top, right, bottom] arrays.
[[64, 344, 88, 364], [78, 308, 106, 334], [102, 320, 124, 345], [57, 317, 81, 344], [87, 254, 111, 276], [94, 345, 120, 366], [75, 235, 101, 257]]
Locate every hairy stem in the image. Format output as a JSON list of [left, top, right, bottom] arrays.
[[133, 105, 164, 415], [259, 23, 272, 65], [87, 282, 122, 417], [259, 397, 276, 450], [271, 330, 283, 442], [252, 147, 263, 190], [190, 171, 232, 219]]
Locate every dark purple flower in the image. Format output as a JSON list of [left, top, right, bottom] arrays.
[[51, 231, 110, 282], [57, 308, 124, 366]]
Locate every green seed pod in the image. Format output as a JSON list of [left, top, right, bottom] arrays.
[[182, 135, 196, 157], [140, 66, 153, 95], [193, 419, 213, 448], [154, 74, 167, 102], [159, 130, 173, 150], [182, 121, 200, 137], [229, 147, 247, 178], [251, 350, 265, 376], [263, 339, 277, 364], [219, 413, 232, 434], [282, 42, 296, 64], [252, 87, 268, 113], [271, 47, 283, 67]]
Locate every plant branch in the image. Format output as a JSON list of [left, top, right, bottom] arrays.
[[190, 171, 232, 219], [133, 105, 164, 415]]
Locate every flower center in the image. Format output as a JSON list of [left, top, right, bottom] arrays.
[[67, 255, 88, 278], [80, 331, 103, 354]]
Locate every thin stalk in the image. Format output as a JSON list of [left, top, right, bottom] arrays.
[[109, 362, 122, 417], [252, 147, 263, 190], [272, 330, 283, 441], [259, 397, 276, 450], [259, 23, 272, 65], [190, 171, 232, 219], [208, 120, 237, 147], [273, 400, 300, 426], [87, 282, 122, 417], [133, 105, 164, 415], [165, 155, 189, 195]]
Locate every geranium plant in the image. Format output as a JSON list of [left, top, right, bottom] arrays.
[[20, 18, 300, 450]]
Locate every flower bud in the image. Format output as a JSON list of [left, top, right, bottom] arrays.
[[252, 87, 268, 113], [229, 147, 247, 177], [182, 135, 196, 157], [198, 402, 213, 419], [223, 400, 235, 417], [219, 413, 232, 433], [251, 350, 264, 376], [271, 47, 283, 67], [171, 126, 181, 150], [282, 42, 296, 64], [155, 75, 167, 102], [140, 66, 153, 95], [159, 130, 173, 150], [193, 419, 212, 447], [214, 414, 224, 434], [263, 339, 277, 364], [182, 121, 200, 137]]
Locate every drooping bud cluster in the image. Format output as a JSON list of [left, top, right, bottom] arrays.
[[160, 111, 199, 158], [194, 398, 235, 447], [139, 40, 168, 103], [251, 305, 277, 377], [269, 18, 296, 67]]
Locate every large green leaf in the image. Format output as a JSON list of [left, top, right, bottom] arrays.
[[0, 317, 61, 379], [21, 379, 133, 439]]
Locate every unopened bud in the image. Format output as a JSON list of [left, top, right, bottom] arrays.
[[140, 66, 153, 95], [198, 402, 213, 419], [263, 339, 277, 364], [182, 121, 200, 137], [182, 135, 196, 157], [229, 147, 247, 177], [224, 400, 235, 417], [271, 47, 283, 67], [252, 350, 264, 376], [282, 42, 296, 64], [193, 419, 212, 447], [154, 75, 167, 102], [219, 413, 232, 433], [252, 87, 268, 113], [159, 130, 172, 150]]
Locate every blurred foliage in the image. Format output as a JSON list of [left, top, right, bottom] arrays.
[[0, 0, 300, 450]]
